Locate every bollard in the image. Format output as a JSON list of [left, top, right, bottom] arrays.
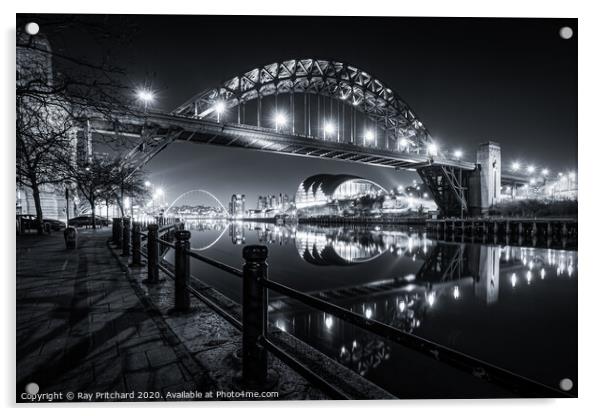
[[131, 222, 142, 267], [122, 217, 131, 257], [115, 218, 123, 248], [146, 224, 160, 283], [174, 230, 191, 311], [112, 218, 118, 243], [242, 245, 269, 386]]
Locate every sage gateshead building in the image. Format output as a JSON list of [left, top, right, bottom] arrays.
[[295, 174, 388, 216]]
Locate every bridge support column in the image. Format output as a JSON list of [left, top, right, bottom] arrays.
[[468, 141, 501, 216]]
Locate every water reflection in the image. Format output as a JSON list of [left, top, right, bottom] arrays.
[[182, 220, 577, 393]]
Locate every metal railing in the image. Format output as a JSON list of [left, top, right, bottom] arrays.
[[113, 219, 573, 399]]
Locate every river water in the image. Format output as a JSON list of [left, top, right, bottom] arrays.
[[168, 220, 577, 398]]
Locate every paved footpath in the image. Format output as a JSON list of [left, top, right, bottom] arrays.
[[16, 229, 217, 401], [16, 229, 346, 402], [17, 229, 392, 402]]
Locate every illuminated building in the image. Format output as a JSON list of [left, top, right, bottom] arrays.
[[229, 194, 245, 217], [295, 174, 386, 215]]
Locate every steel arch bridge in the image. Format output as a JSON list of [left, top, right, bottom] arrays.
[[164, 189, 228, 217], [174, 58, 432, 152], [82, 59, 514, 217]]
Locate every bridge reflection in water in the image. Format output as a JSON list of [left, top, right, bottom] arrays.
[[180, 220, 577, 397]]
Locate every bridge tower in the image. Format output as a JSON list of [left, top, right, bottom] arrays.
[[468, 141, 501, 215]]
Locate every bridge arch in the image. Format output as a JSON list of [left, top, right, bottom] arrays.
[[164, 189, 228, 217], [173, 58, 432, 151]]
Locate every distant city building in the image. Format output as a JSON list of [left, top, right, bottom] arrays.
[[169, 204, 225, 218], [229, 194, 245, 217], [255, 193, 292, 216]]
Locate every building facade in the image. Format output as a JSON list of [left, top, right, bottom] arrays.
[[229, 194, 246, 217], [295, 174, 387, 216]]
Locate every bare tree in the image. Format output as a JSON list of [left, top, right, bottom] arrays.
[[68, 157, 113, 229], [16, 92, 75, 233], [109, 165, 150, 218], [16, 16, 142, 233]]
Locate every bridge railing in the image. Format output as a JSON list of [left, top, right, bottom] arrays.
[[115, 220, 572, 399]]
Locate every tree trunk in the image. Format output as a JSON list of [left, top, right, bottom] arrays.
[[31, 182, 44, 235], [117, 197, 125, 217]]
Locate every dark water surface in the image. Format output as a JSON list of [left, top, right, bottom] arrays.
[[166, 220, 577, 398]]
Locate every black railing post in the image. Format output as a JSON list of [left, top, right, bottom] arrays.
[[174, 230, 191, 311], [242, 245, 269, 386], [115, 218, 123, 248], [147, 223, 159, 283], [131, 222, 142, 267], [122, 217, 131, 257], [112, 218, 119, 243]]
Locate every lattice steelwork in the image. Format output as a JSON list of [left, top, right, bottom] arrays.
[[417, 165, 468, 218], [174, 59, 433, 153]]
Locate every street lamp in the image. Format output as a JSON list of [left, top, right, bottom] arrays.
[[214, 101, 226, 123], [453, 149, 463, 159], [144, 180, 151, 187], [527, 165, 536, 174], [399, 138, 409, 150], [511, 162, 521, 172], [324, 121, 336, 138], [136, 88, 155, 112], [274, 112, 287, 131], [542, 168, 549, 176], [364, 130, 375, 144], [427, 143, 438, 156]]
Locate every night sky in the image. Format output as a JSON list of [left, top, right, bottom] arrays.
[[24, 15, 577, 207]]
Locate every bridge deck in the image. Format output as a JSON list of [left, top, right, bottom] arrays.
[[88, 112, 477, 171]]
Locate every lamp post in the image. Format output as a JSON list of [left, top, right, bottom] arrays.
[[214, 101, 226, 123], [64, 180, 72, 224], [136, 88, 155, 113]]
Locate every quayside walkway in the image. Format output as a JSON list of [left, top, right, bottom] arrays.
[[16, 230, 388, 401]]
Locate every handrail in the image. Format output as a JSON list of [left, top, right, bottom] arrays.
[[157, 238, 176, 249], [186, 249, 243, 278], [259, 278, 570, 398], [119, 220, 574, 399]]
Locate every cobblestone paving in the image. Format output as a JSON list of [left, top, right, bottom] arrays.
[[16, 230, 215, 402]]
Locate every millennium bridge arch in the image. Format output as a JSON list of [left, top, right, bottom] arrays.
[[164, 189, 229, 217]]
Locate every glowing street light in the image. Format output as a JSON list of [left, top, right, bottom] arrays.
[[527, 165, 536, 174], [144, 181, 151, 187], [323, 121, 336, 137], [399, 138, 409, 149], [542, 168, 549, 176], [511, 162, 521, 172], [136, 88, 155, 112], [364, 130, 375, 143], [214, 100, 226, 122], [154, 187, 164, 201], [453, 149, 463, 159], [274, 112, 287, 130], [427, 143, 438, 156]]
